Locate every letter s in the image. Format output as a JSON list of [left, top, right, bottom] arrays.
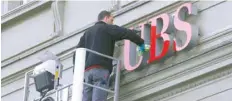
[[173, 3, 198, 51]]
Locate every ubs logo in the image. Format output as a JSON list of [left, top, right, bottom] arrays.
[[124, 3, 199, 71]]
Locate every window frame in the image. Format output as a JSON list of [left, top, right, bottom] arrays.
[[1, 0, 33, 15], [2, 1, 9, 15]]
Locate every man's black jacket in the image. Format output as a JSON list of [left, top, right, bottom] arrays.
[[73, 21, 144, 73]]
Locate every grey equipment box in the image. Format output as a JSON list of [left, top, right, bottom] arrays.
[[34, 71, 55, 93]]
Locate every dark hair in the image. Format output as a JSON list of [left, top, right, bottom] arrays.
[[98, 10, 111, 21]]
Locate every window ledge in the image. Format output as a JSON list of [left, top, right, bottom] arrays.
[[1, 1, 52, 24]]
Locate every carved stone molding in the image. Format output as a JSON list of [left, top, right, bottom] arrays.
[[152, 65, 232, 101], [51, 1, 65, 37]]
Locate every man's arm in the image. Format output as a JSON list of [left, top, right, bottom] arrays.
[[106, 24, 144, 46]]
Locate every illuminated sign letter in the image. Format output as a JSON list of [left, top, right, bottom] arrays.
[[173, 3, 198, 51], [124, 23, 150, 71], [148, 14, 174, 63]]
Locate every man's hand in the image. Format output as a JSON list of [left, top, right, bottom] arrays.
[[137, 44, 150, 56]]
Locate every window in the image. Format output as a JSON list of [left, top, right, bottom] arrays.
[[1, 1, 8, 15], [109, 0, 137, 12], [120, 0, 137, 8], [1, 0, 33, 15], [22, 0, 34, 4], [8, 1, 23, 11]]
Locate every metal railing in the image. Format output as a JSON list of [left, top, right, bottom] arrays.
[[23, 48, 121, 101]]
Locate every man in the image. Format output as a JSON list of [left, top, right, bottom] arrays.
[[75, 10, 145, 101]]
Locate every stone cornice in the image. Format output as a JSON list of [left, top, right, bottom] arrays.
[[145, 65, 232, 101]]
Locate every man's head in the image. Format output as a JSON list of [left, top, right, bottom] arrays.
[[98, 10, 114, 25]]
